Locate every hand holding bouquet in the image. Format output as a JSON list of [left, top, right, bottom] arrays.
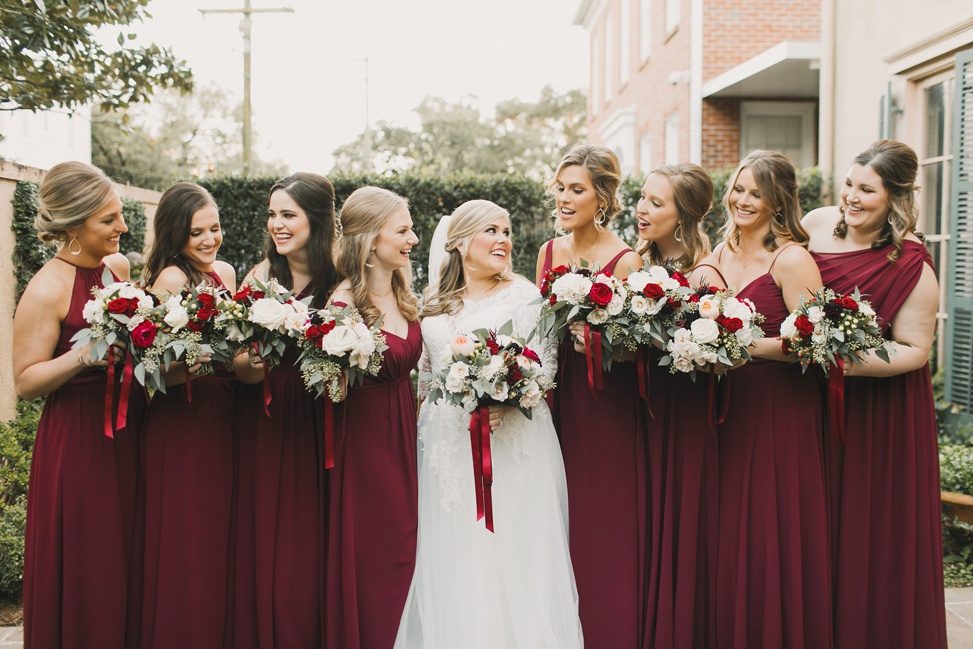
[[620, 265, 695, 348]]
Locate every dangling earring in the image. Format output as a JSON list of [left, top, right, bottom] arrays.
[[674, 225, 683, 243], [67, 236, 82, 256], [887, 214, 894, 226], [595, 208, 607, 226], [365, 249, 375, 268], [774, 211, 784, 224]]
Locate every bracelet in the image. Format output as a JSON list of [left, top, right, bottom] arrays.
[[77, 352, 89, 368]]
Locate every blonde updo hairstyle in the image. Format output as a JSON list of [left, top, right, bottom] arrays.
[[637, 163, 714, 270], [420, 199, 512, 319], [34, 161, 117, 245], [335, 186, 418, 327], [720, 149, 809, 252], [549, 145, 623, 233], [834, 139, 921, 261]]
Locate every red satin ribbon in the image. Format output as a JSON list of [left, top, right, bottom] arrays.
[[718, 372, 731, 425], [115, 352, 133, 432], [184, 363, 193, 402], [708, 366, 718, 433], [707, 368, 732, 433], [828, 357, 846, 443], [584, 323, 604, 395], [254, 341, 272, 417], [469, 405, 495, 532], [104, 353, 116, 439], [636, 347, 655, 420], [323, 398, 335, 469]]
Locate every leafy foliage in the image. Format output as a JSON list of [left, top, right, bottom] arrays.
[[941, 443, 973, 587], [0, 0, 193, 112], [0, 495, 26, 601], [0, 398, 41, 602]]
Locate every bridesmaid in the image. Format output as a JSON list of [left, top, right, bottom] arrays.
[[713, 150, 833, 648], [139, 183, 237, 648], [803, 140, 946, 648], [230, 173, 338, 648], [534, 144, 645, 648], [635, 164, 723, 649], [326, 186, 421, 648], [15, 161, 145, 648]]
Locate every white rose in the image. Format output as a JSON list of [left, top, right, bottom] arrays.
[[698, 296, 721, 320], [859, 302, 875, 318], [646, 265, 670, 284], [550, 273, 593, 305], [83, 299, 105, 324], [644, 298, 666, 317], [137, 293, 154, 311], [481, 355, 506, 381], [490, 381, 509, 402], [163, 296, 190, 332], [225, 322, 246, 343], [594, 274, 613, 286], [629, 295, 649, 316], [248, 298, 291, 332], [520, 381, 542, 409], [587, 309, 609, 325], [690, 318, 721, 344], [672, 328, 692, 344], [349, 322, 377, 369], [735, 327, 754, 346], [320, 325, 358, 357], [445, 362, 470, 393], [117, 283, 140, 299], [701, 349, 720, 365], [668, 339, 700, 361], [661, 277, 681, 292], [281, 303, 310, 334], [607, 294, 625, 316], [780, 313, 799, 340], [722, 297, 753, 321], [807, 306, 825, 324], [450, 335, 477, 357], [625, 270, 652, 293], [673, 356, 696, 373], [126, 315, 145, 332]]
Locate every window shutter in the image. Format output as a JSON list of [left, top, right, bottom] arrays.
[[945, 49, 973, 422]]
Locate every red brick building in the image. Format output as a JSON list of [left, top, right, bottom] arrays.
[[575, 0, 821, 174]]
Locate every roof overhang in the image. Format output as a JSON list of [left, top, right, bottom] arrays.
[[702, 41, 821, 99], [573, 0, 605, 29]]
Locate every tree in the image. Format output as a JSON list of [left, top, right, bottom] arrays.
[[92, 87, 288, 190], [331, 86, 587, 179], [0, 0, 193, 112]]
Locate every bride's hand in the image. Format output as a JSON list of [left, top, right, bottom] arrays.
[[488, 404, 515, 432]]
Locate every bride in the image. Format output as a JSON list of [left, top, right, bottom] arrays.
[[395, 200, 583, 648]]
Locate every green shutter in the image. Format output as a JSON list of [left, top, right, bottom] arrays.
[[945, 49, 973, 423]]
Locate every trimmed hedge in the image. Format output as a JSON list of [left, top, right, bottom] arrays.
[[11, 181, 146, 300]]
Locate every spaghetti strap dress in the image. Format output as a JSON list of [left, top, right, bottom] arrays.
[[23, 258, 147, 649], [541, 239, 648, 648], [714, 246, 833, 649], [227, 289, 324, 649], [326, 318, 421, 648], [645, 262, 726, 649], [812, 240, 946, 648], [140, 270, 238, 648]]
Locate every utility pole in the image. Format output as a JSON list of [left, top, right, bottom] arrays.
[[200, 1, 293, 176]]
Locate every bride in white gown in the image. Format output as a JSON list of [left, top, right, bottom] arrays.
[[394, 200, 583, 648]]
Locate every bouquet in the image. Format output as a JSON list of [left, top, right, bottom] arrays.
[[620, 265, 695, 348], [660, 287, 765, 378], [423, 321, 553, 532]]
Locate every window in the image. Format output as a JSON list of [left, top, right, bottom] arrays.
[[619, 1, 630, 86], [665, 113, 679, 164], [640, 0, 652, 61], [603, 13, 613, 104], [666, 0, 679, 35], [591, 33, 600, 117], [739, 101, 816, 168]]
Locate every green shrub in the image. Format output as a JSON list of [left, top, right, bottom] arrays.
[[0, 495, 26, 601], [941, 443, 973, 496], [0, 399, 41, 508]]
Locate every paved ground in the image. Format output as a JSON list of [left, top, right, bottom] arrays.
[[0, 589, 969, 647]]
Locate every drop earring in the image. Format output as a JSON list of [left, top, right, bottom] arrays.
[[365, 249, 375, 268], [674, 225, 683, 243], [68, 237, 82, 256]]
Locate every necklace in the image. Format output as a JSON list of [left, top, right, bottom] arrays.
[[369, 288, 393, 298]]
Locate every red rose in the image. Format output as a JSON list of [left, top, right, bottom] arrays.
[[722, 317, 744, 333], [522, 347, 540, 363], [795, 315, 815, 336], [198, 293, 216, 308], [644, 284, 665, 299], [233, 286, 251, 301], [196, 307, 217, 322], [667, 297, 682, 309], [670, 271, 690, 288], [106, 298, 129, 314], [841, 296, 858, 310], [708, 285, 721, 294], [540, 280, 552, 298], [131, 321, 157, 348], [506, 366, 523, 386], [485, 338, 500, 355], [550, 265, 569, 276], [251, 291, 266, 300], [588, 282, 614, 307], [187, 320, 204, 333], [688, 293, 700, 303]]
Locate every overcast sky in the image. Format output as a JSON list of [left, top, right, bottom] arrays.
[[131, 0, 591, 174]]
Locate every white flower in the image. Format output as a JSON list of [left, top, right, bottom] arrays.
[[735, 327, 754, 346], [668, 339, 700, 360], [248, 298, 291, 332], [661, 277, 681, 292], [625, 270, 652, 293], [811, 331, 827, 344], [116, 283, 140, 299], [520, 381, 542, 409], [320, 324, 358, 357], [281, 302, 309, 334], [700, 349, 720, 365], [450, 335, 476, 357], [481, 355, 506, 381], [646, 265, 671, 284], [594, 274, 614, 286], [490, 381, 509, 402], [672, 327, 692, 344], [629, 295, 649, 316], [673, 356, 696, 373], [722, 297, 753, 321], [550, 273, 593, 305], [690, 318, 720, 344], [607, 294, 625, 316], [349, 322, 377, 369], [494, 334, 515, 348], [137, 293, 154, 311], [163, 296, 190, 332], [780, 314, 799, 340], [445, 362, 471, 393], [82, 299, 105, 324], [807, 306, 825, 324], [698, 296, 721, 320], [225, 322, 246, 343], [126, 315, 145, 332], [859, 302, 875, 318], [586, 309, 609, 325]]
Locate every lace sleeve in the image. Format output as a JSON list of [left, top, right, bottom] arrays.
[[511, 280, 558, 385], [416, 345, 433, 404]]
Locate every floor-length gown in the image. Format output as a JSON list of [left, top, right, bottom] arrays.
[[395, 277, 583, 648], [714, 247, 833, 649], [141, 271, 237, 648], [541, 240, 646, 648], [645, 263, 725, 649], [812, 240, 946, 648], [326, 319, 421, 648], [24, 258, 146, 649], [227, 291, 324, 649]]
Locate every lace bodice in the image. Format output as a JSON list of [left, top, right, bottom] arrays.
[[417, 277, 557, 402]]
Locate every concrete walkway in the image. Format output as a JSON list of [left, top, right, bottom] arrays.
[[0, 589, 969, 647]]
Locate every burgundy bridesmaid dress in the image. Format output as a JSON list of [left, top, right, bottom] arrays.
[[644, 263, 725, 649], [23, 258, 146, 649], [140, 271, 237, 648], [326, 319, 421, 648], [541, 240, 647, 648], [714, 246, 833, 649], [227, 291, 324, 649], [812, 240, 946, 648]]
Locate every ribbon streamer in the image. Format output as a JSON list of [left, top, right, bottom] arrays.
[[115, 352, 133, 433], [103, 353, 116, 439], [708, 365, 718, 433], [323, 398, 335, 469], [468, 405, 494, 532], [584, 323, 604, 395], [828, 356, 846, 443], [254, 341, 272, 417]]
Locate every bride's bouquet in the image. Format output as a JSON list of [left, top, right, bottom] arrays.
[[423, 320, 553, 532]]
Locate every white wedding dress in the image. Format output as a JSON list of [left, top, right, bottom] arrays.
[[394, 276, 583, 648]]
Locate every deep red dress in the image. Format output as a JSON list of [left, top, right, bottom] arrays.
[[714, 248, 833, 649], [812, 240, 946, 648], [541, 240, 647, 648], [140, 271, 237, 648], [644, 263, 725, 649], [227, 292, 324, 649], [326, 319, 421, 648], [24, 258, 146, 649]]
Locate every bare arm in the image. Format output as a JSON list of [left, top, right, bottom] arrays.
[[751, 245, 824, 362], [612, 250, 644, 280], [535, 241, 550, 287]]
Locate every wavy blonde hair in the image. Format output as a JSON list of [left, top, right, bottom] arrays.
[[34, 161, 117, 244], [636, 163, 713, 270], [720, 150, 809, 252], [548, 145, 622, 233], [420, 200, 512, 319], [833, 139, 922, 261], [335, 186, 418, 326]]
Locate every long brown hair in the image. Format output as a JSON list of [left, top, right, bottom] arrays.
[[637, 163, 713, 270], [142, 182, 218, 289]]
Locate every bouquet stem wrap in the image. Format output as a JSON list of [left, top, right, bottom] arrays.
[[103, 352, 134, 438], [829, 357, 846, 443], [469, 405, 495, 533], [584, 323, 603, 395]]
